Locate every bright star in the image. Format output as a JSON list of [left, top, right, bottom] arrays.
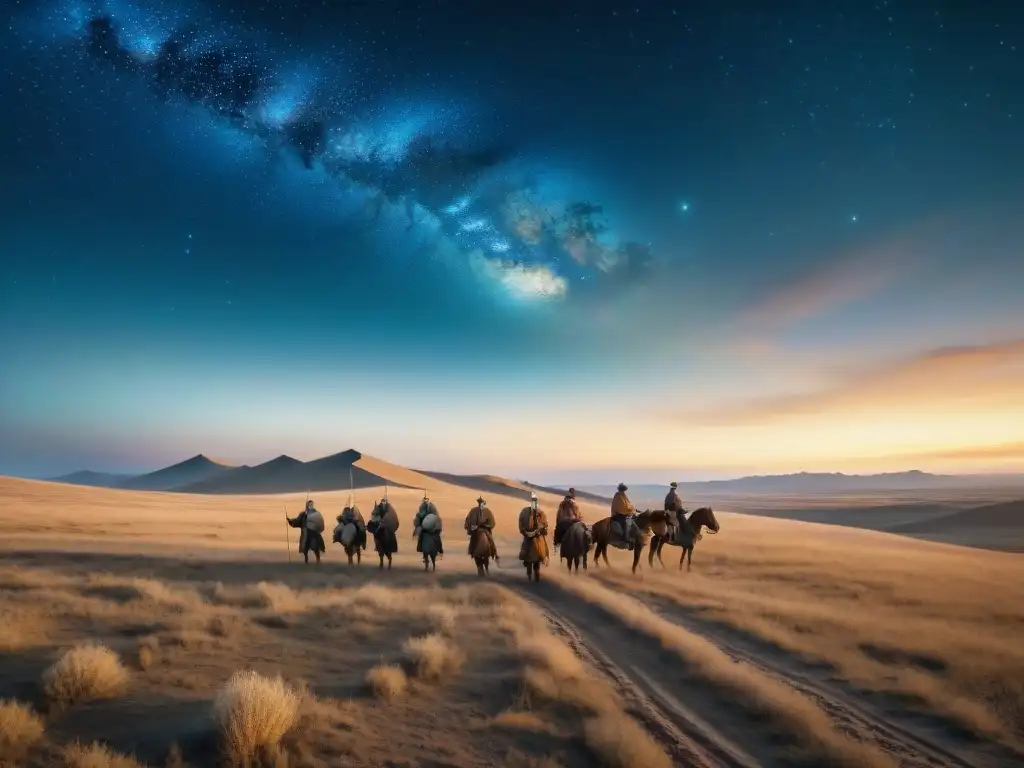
[[850, 214, 858, 222], [680, 201, 690, 213]]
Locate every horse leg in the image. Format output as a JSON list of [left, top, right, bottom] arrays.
[[657, 540, 666, 568], [432, 554, 437, 572], [679, 548, 686, 570], [379, 555, 384, 570], [476, 558, 484, 577], [423, 555, 429, 572], [648, 536, 658, 567], [387, 554, 392, 570], [583, 551, 588, 571], [686, 548, 692, 572], [533, 562, 542, 582]]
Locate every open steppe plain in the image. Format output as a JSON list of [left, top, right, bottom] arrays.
[[0, 469, 1022, 767]]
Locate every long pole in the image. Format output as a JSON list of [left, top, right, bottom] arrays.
[[284, 505, 291, 563]]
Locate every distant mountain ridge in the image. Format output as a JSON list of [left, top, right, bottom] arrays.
[[582, 470, 1024, 499], [45, 461, 1024, 498], [45, 449, 417, 495]]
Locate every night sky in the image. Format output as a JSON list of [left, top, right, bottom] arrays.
[[2, 0, 1023, 481]]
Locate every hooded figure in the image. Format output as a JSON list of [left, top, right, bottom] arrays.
[[519, 493, 550, 571], [334, 503, 367, 550], [464, 496, 498, 559], [287, 500, 327, 564], [610, 483, 637, 550], [414, 493, 444, 556], [554, 487, 582, 547]]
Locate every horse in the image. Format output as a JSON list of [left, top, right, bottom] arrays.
[[367, 519, 397, 570], [648, 507, 720, 571], [468, 528, 494, 577], [419, 531, 441, 572], [333, 521, 363, 566], [559, 521, 591, 574], [591, 510, 655, 574]]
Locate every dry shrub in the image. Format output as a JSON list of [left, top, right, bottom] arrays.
[[43, 644, 128, 706], [490, 710, 553, 734], [365, 664, 407, 701], [61, 741, 144, 768], [426, 603, 457, 636], [214, 670, 299, 764], [136, 636, 160, 670], [583, 713, 673, 768], [401, 633, 463, 680], [0, 699, 45, 761], [130, 578, 199, 611]]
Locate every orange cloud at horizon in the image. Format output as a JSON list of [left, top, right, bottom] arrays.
[[640, 339, 1024, 473]]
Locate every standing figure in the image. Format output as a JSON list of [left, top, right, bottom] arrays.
[[287, 500, 326, 565], [519, 493, 549, 581], [610, 482, 637, 550], [414, 492, 444, 571]]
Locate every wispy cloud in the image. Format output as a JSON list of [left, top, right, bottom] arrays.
[[671, 338, 1024, 427]]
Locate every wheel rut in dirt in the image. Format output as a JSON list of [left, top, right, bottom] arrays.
[[626, 588, 1008, 768], [502, 576, 761, 768]]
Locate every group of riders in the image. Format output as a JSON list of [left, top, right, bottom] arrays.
[[285, 481, 701, 573]]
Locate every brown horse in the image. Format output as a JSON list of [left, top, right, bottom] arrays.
[[648, 507, 719, 571], [591, 510, 655, 574], [558, 521, 591, 573], [468, 529, 494, 577]]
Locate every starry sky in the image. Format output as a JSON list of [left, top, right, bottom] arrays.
[[1, 0, 1022, 482]]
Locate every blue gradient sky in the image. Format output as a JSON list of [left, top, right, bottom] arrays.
[[2, 0, 1023, 481]]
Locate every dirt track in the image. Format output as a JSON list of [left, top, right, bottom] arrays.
[[495, 563, 1005, 768]]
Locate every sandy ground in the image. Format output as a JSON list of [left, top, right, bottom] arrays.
[[1, 475, 1022, 767]]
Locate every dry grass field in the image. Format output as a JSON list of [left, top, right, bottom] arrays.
[[1, 472, 1022, 767]]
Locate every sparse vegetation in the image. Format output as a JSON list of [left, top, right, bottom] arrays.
[[365, 664, 407, 700], [583, 713, 673, 768], [0, 699, 45, 762], [61, 741, 144, 768], [0, 475, 1021, 766], [401, 633, 464, 680], [42, 644, 129, 706], [214, 670, 300, 764]]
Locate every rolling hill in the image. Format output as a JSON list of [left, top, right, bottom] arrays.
[[117, 454, 234, 491], [47, 470, 137, 488]]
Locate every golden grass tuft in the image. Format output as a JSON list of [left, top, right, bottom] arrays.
[[583, 713, 673, 768], [365, 664, 407, 701], [0, 698, 45, 761], [401, 633, 464, 680], [43, 644, 129, 706], [214, 670, 300, 763], [61, 741, 144, 768], [489, 710, 554, 734]]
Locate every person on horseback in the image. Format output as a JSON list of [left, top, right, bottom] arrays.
[[663, 481, 683, 542], [287, 499, 327, 564], [465, 496, 498, 561], [611, 482, 636, 550], [414, 492, 443, 556], [554, 487, 582, 548], [519, 493, 550, 577], [335, 501, 367, 550], [370, 496, 400, 553]]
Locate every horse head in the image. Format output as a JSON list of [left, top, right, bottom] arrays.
[[634, 509, 656, 531], [689, 507, 719, 538]]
